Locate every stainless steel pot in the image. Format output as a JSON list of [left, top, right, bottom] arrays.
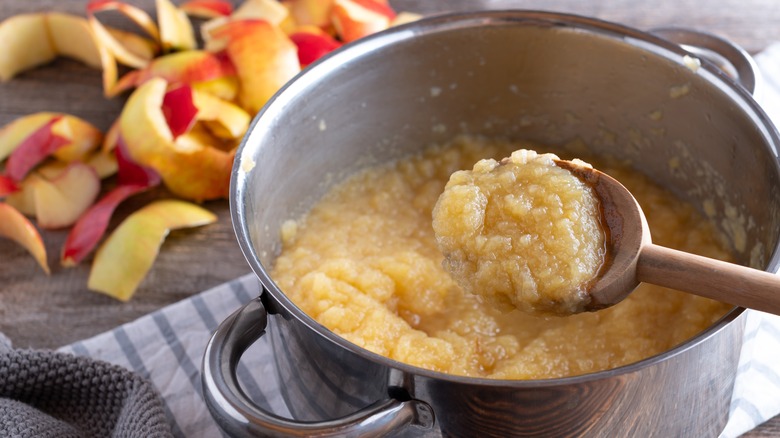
[[204, 11, 780, 437]]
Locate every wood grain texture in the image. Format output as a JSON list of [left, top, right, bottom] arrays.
[[639, 244, 780, 314], [0, 0, 779, 435]]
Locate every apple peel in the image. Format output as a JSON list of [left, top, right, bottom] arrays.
[[157, 0, 197, 51], [0, 203, 50, 274], [289, 30, 342, 67], [5, 116, 70, 182], [0, 175, 19, 197], [4, 174, 39, 216], [33, 162, 101, 229], [232, 0, 290, 23], [85, 150, 119, 179], [0, 12, 130, 82], [87, 0, 160, 41], [107, 27, 160, 62], [350, 0, 396, 20], [120, 78, 232, 201], [331, 0, 391, 43], [112, 51, 235, 95], [116, 137, 162, 187], [0, 113, 103, 165], [0, 113, 57, 162], [191, 75, 239, 101], [0, 14, 56, 82], [88, 15, 152, 69], [214, 19, 300, 115], [192, 90, 250, 139], [50, 115, 104, 162], [61, 184, 148, 267], [162, 84, 198, 138], [45, 12, 103, 69], [88, 200, 217, 301], [288, 0, 335, 28], [180, 0, 234, 18], [201, 0, 290, 51], [97, 33, 121, 97]]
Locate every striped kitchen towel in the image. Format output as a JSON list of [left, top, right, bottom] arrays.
[[58, 274, 290, 438]]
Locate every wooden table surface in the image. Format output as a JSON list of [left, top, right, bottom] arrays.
[[1, 0, 778, 435]]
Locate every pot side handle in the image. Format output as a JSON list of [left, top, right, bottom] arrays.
[[651, 27, 760, 96], [202, 296, 434, 437]]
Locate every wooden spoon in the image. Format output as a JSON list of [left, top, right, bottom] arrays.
[[554, 159, 780, 315]]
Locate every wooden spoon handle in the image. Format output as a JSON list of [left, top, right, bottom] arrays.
[[637, 244, 780, 315]]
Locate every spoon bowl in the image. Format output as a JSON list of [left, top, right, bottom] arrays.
[[557, 159, 780, 315]]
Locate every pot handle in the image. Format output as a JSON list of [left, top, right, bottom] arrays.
[[651, 27, 760, 95], [202, 296, 435, 437]]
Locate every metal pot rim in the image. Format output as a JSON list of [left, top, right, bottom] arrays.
[[230, 10, 780, 387]]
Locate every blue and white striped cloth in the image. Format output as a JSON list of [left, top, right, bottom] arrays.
[[57, 43, 780, 438], [58, 274, 290, 438]]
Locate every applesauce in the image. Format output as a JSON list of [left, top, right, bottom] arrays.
[[432, 150, 605, 316], [272, 136, 732, 379]]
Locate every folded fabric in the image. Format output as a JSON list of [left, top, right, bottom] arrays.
[[0, 344, 172, 438]]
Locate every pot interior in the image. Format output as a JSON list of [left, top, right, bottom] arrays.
[[234, 11, 780, 350]]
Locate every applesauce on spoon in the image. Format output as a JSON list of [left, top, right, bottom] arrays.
[[432, 147, 780, 318], [432, 150, 606, 316], [272, 136, 732, 379]]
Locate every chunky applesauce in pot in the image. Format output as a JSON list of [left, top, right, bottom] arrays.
[[271, 136, 732, 380]]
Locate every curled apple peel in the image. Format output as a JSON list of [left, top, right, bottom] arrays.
[[156, 0, 197, 52], [0, 203, 50, 274], [213, 19, 300, 115], [116, 137, 162, 187], [4, 175, 38, 216], [192, 89, 251, 139], [46, 12, 103, 69], [0, 12, 109, 81], [1, 113, 103, 182], [288, 0, 335, 28], [201, 0, 291, 51], [180, 0, 234, 18], [50, 115, 105, 163], [162, 84, 199, 138], [32, 162, 102, 229], [108, 27, 160, 62], [112, 50, 236, 96], [62, 184, 149, 267], [232, 0, 290, 23], [5, 116, 70, 182], [0, 176, 20, 197], [84, 150, 119, 179], [0, 113, 103, 165], [289, 29, 342, 67], [87, 0, 160, 41], [331, 0, 392, 43], [88, 200, 217, 301], [120, 78, 233, 201], [0, 14, 55, 81], [0, 113, 60, 162], [59, 142, 157, 265], [88, 15, 152, 69], [87, 0, 162, 95]]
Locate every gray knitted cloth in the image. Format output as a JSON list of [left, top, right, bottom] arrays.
[[0, 346, 172, 438]]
